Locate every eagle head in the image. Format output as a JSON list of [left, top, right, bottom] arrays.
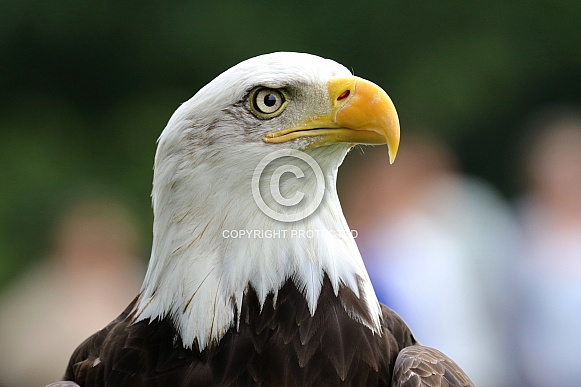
[[134, 52, 400, 350]]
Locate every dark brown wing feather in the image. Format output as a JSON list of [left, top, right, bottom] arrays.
[[392, 345, 475, 387], [63, 276, 419, 386]]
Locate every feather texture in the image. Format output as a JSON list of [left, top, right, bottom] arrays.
[[65, 277, 416, 386], [392, 346, 474, 387], [63, 276, 473, 386]]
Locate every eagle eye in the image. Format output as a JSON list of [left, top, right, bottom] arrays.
[[250, 87, 288, 118]]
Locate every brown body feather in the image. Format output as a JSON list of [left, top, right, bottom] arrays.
[[64, 276, 473, 386]]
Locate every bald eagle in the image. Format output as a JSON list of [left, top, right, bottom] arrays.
[[51, 52, 474, 386]]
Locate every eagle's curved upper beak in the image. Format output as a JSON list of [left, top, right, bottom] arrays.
[[263, 76, 400, 164]]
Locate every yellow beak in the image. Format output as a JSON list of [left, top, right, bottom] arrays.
[[263, 76, 400, 163]]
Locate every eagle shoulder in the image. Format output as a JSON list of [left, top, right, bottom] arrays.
[[63, 298, 210, 386], [392, 345, 475, 386]]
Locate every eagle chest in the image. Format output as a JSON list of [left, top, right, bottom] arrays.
[[194, 279, 400, 386]]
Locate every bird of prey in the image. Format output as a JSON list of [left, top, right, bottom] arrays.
[[50, 52, 474, 386]]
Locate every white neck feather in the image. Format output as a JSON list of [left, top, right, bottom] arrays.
[[133, 140, 382, 350]]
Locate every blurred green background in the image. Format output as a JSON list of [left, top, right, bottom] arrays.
[[1, 0, 580, 287]]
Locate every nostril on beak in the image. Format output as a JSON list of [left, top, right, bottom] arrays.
[[337, 90, 350, 101]]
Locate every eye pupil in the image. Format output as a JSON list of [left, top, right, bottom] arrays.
[[263, 94, 277, 107]]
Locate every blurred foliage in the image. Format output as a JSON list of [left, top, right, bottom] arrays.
[[0, 0, 580, 287]]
